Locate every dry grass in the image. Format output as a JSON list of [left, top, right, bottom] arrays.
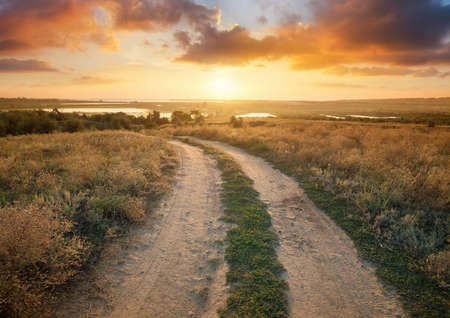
[[0, 131, 176, 317], [169, 121, 449, 284]]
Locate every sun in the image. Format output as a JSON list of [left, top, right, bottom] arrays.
[[211, 78, 233, 97]]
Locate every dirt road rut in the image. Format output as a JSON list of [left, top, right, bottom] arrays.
[[56, 140, 228, 318], [196, 139, 406, 318]]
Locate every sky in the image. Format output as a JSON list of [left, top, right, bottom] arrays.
[[0, 0, 449, 100]]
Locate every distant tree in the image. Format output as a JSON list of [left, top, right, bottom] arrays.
[[230, 115, 243, 128], [63, 119, 84, 133], [172, 111, 191, 125], [190, 110, 205, 125]]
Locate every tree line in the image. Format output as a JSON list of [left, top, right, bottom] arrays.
[[0, 109, 205, 137]]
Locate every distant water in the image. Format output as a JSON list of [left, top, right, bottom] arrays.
[[61, 102, 129, 105], [44, 108, 151, 117], [348, 115, 398, 119], [321, 114, 398, 120], [68, 99, 225, 104], [236, 113, 277, 118], [321, 114, 346, 120]]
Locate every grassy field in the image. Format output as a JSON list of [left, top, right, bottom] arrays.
[[2, 97, 450, 125], [168, 120, 449, 317], [0, 131, 176, 317]]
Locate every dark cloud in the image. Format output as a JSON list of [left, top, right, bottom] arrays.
[[176, 0, 450, 73], [0, 40, 30, 52], [310, 0, 450, 51], [0, 58, 58, 72], [109, 0, 219, 31], [174, 31, 191, 49], [257, 16, 268, 25]]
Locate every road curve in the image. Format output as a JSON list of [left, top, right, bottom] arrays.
[[195, 138, 407, 318]]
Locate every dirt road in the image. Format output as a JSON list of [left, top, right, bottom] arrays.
[[57, 138, 407, 318], [196, 139, 407, 318], [56, 140, 229, 318]]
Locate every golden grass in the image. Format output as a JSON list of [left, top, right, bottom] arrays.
[[0, 131, 176, 317]]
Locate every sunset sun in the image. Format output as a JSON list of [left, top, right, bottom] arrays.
[[211, 78, 234, 98]]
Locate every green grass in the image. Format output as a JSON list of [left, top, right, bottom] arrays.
[[178, 137, 289, 318]]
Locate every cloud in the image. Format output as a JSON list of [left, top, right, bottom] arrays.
[[1, 0, 449, 78], [176, 0, 450, 72], [174, 31, 191, 49], [0, 0, 119, 53], [109, 0, 220, 31], [0, 0, 219, 54], [0, 40, 30, 52], [313, 82, 366, 88], [0, 58, 58, 72], [327, 66, 450, 78], [72, 75, 121, 85], [257, 16, 268, 25]]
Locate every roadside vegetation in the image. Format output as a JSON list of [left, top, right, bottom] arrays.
[[179, 138, 288, 318], [0, 131, 176, 317], [170, 121, 449, 317]]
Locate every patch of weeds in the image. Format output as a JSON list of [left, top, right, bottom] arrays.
[[178, 138, 289, 318]]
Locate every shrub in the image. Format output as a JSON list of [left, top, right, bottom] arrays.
[[0, 131, 177, 316], [0, 204, 87, 317]]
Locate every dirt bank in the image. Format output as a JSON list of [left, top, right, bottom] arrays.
[[196, 138, 407, 318], [55, 140, 229, 318]]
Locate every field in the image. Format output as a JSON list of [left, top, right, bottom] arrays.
[[2, 97, 450, 125], [168, 120, 450, 316], [0, 131, 176, 317], [1, 97, 449, 317]]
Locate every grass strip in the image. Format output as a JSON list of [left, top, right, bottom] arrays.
[[178, 137, 289, 318]]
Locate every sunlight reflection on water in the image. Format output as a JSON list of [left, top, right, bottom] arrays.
[[236, 113, 277, 118]]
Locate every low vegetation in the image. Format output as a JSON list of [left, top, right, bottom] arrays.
[[0, 131, 176, 317], [171, 121, 449, 317], [179, 138, 288, 318], [0, 109, 205, 137]]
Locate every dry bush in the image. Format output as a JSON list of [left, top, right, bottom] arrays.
[[0, 131, 177, 317], [0, 204, 87, 317]]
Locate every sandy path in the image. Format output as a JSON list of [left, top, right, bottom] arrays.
[[196, 139, 407, 318], [55, 140, 228, 318]]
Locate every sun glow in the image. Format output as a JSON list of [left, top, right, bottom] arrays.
[[211, 78, 233, 98]]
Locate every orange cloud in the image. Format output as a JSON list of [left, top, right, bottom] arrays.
[[72, 75, 122, 85], [176, 0, 450, 74], [0, 0, 119, 53], [327, 66, 450, 78], [0, 0, 218, 54], [0, 58, 58, 72]]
